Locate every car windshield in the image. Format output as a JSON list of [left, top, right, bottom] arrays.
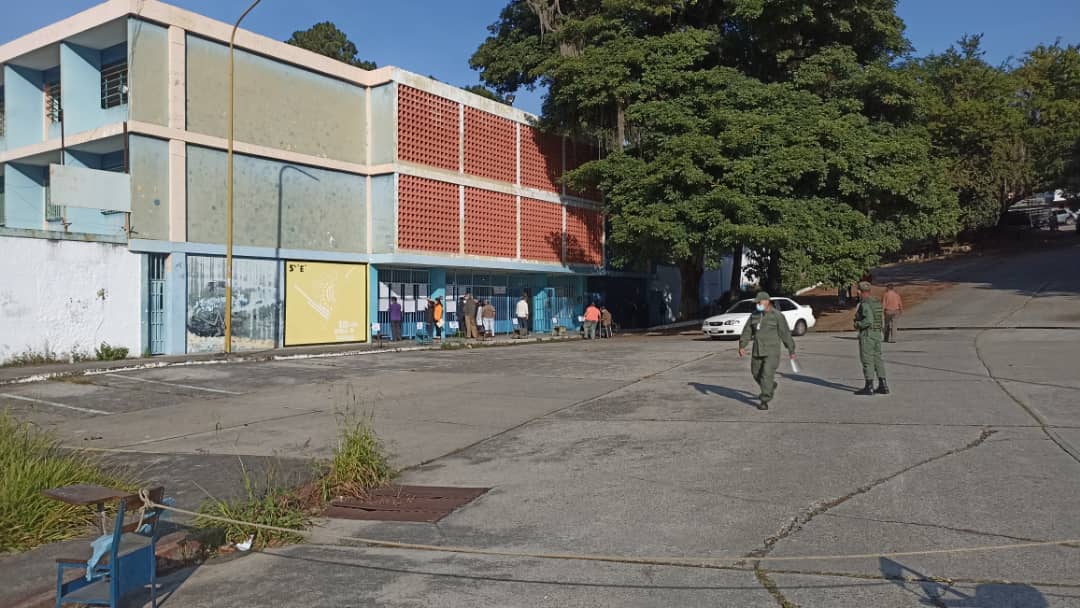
[[726, 301, 756, 314]]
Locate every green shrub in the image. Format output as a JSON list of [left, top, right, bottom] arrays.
[[318, 413, 395, 502], [1, 348, 61, 368], [194, 463, 309, 550], [0, 414, 132, 552], [94, 343, 129, 361]]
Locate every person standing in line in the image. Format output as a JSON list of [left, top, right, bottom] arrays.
[[583, 301, 602, 339], [476, 299, 486, 336], [882, 284, 903, 343], [600, 306, 613, 338], [515, 294, 530, 337], [424, 297, 435, 337], [388, 296, 403, 341], [854, 281, 889, 395], [482, 299, 496, 338], [433, 297, 444, 340], [462, 292, 479, 339], [738, 292, 797, 411]]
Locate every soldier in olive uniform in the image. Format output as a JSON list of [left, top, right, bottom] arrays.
[[739, 292, 797, 410], [854, 281, 889, 395]]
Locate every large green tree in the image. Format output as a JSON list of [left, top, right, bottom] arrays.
[[286, 22, 377, 70], [472, 0, 958, 316], [1016, 43, 1080, 198]]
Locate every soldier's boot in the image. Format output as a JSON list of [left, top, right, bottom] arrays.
[[757, 401, 769, 411], [855, 381, 876, 396], [875, 379, 890, 395]]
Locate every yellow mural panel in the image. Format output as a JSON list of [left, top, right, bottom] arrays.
[[284, 261, 368, 346]]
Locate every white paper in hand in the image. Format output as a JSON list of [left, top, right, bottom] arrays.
[[789, 357, 801, 374]]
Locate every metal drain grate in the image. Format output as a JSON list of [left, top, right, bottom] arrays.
[[325, 485, 489, 523]]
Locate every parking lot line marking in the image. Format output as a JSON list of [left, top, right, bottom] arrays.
[[104, 374, 244, 395], [0, 393, 110, 415]]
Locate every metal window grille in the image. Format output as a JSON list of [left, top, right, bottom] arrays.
[[0, 176, 5, 226], [45, 81, 61, 124], [44, 175, 63, 222], [100, 62, 128, 109], [0, 94, 5, 137]]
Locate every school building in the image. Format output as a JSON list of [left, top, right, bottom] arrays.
[[0, 0, 606, 361]]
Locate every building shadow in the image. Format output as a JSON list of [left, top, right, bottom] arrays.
[[879, 558, 1048, 607], [778, 373, 861, 392], [688, 382, 759, 408]]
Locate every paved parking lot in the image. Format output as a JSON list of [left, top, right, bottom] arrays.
[[2, 244, 1079, 607]]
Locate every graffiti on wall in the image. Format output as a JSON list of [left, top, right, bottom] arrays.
[[284, 261, 368, 346], [186, 256, 279, 353]]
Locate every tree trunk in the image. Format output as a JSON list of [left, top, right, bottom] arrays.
[[615, 102, 626, 152], [728, 244, 743, 303], [764, 250, 782, 295], [678, 257, 704, 321]]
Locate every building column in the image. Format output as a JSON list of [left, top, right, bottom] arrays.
[[165, 252, 187, 354], [368, 264, 380, 341]]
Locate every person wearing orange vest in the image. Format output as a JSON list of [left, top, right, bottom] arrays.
[[432, 297, 444, 340]]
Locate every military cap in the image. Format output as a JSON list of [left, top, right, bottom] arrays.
[[858, 281, 872, 292], [754, 291, 771, 302]]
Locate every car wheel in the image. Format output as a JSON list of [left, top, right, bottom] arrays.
[[793, 320, 808, 337]]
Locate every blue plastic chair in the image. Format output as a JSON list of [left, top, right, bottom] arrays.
[[55, 487, 165, 608]]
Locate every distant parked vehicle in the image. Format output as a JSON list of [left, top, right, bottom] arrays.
[[1052, 208, 1075, 226], [702, 297, 816, 339]]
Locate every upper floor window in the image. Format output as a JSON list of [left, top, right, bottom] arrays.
[[100, 61, 128, 109], [45, 81, 62, 124], [0, 89, 6, 137]]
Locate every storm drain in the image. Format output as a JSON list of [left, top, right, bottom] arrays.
[[325, 485, 489, 523]]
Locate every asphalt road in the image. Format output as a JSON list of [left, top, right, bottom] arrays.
[[1, 242, 1078, 607]]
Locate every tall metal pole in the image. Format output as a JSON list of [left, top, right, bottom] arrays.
[[225, 0, 262, 354]]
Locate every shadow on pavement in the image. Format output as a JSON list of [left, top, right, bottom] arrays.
[[688, 382, 759, 408], [879, 557, 1048, 607], [778, 373, 860, 393]]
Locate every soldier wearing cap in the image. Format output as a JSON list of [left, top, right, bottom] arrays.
[[854, 281, 889, 395], [739, 292, 797, 410]]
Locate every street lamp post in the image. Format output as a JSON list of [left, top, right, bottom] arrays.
[[224, 0, 263, 354]]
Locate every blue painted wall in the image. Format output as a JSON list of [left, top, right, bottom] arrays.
[[61, 42, 127, 135], [3, 163, 44, 229], [3, 66, 44, 149]]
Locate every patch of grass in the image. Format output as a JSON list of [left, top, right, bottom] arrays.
[[316, 413, 395, 503], [94, 342, 130, 361], [194, 463, 309, 550], [1, 347, 63, 368], [195, 407, 393, 551], [0, 414, 133, 553]]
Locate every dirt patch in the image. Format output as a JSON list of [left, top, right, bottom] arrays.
[[801, 281, 955, 332]]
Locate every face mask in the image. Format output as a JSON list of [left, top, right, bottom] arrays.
[[755, 303, 766, 312]]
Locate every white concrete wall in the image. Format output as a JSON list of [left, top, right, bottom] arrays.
[[0, 236, 141, 363]]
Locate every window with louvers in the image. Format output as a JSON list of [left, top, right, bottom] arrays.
[[100, 62, 128, 109], [45, 81, 61, 123]]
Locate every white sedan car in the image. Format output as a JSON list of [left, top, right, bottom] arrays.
[[702, 297, 816, 339]]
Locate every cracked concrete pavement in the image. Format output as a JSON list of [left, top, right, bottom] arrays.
[[2, 243, 1078, 607]]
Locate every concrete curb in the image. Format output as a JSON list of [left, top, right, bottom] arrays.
[[0, 336, 583, 387], [2, 531, 201, 608]]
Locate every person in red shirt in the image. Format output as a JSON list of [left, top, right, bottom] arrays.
[[583, 302, 602, 339], [882, 284, 903, 343]]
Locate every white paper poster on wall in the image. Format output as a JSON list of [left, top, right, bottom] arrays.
[[404, 300, 416, 313], [379, 283, 389, 297], [417, 298, 428, 311], [378, 298, 390, 312], [371, 323, 381, 333], [446, 301, 457, 314]]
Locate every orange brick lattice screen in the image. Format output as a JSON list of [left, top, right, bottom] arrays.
[[521, 198, 564, 263], [398, 85, 460, 172], [565, 206, 603, 266], [464, 108, 517, 184], [465, 188, 516, 258], [398, 175, 460, 253], [521, 126, 562, 193]]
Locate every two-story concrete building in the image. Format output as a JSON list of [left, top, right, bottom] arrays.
[[0, 0, 605, 361]]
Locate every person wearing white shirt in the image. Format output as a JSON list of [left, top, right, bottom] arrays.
[[515, 295, 530, 337]]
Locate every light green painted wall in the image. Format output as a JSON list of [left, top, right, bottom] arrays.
[[186, 145, 366, 252], [128, 19, 169, 126], [129, 135, 169, 240], [369, 84, 396, 165], [370, 174, 395, 253], [186, 36, 366, 164]]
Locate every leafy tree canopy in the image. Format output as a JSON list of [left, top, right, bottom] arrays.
[[286, 22, 377, 70]]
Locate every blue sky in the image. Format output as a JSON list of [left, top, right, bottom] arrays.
[[2, 0, 1077, 115]]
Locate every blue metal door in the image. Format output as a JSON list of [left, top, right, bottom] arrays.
[[148, 254, 167, 355], [533, 288, 554, 334]]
